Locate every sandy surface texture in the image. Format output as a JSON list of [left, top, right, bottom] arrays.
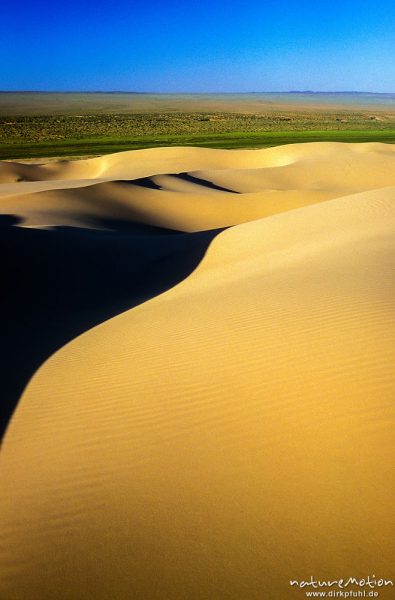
[[0, 142, 394, 599]]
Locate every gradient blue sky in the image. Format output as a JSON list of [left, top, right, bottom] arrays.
[[1, 0, 394, 92]]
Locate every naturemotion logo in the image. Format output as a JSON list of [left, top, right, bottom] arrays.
[[290, 575, 393, 598]]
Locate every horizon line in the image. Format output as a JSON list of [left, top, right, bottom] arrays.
[[0, 90, 394, 95]]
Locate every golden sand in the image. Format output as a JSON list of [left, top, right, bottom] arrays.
[[0, 143, 394, 599]]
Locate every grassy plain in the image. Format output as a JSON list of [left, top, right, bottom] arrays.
[[1, 93, 394, 159]]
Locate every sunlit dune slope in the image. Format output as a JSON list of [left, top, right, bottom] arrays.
[[0, 143, 394, 600]]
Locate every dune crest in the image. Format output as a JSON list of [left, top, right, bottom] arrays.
[[0, 143, 394, 600]]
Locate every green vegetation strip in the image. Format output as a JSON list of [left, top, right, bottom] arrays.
[[1, 130, 395, 160]]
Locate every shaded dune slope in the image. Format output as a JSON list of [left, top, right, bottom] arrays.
[[0, 215, 222, 439], [0, 143, 394, 600]]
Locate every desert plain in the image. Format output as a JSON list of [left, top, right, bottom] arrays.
[[0, 135, 394, 599]]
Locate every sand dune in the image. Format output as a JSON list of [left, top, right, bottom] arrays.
[[0, 143, 394, 599], [1, 141, 394, 189], [1, 142, 395, 230], [0, 145, 289, 186]]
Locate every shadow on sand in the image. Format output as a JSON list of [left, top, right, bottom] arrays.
[[0, 214, 223, 441], [120, 173, 239, 193]]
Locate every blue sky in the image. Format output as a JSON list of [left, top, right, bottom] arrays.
[[1, 0, 394, 92]]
